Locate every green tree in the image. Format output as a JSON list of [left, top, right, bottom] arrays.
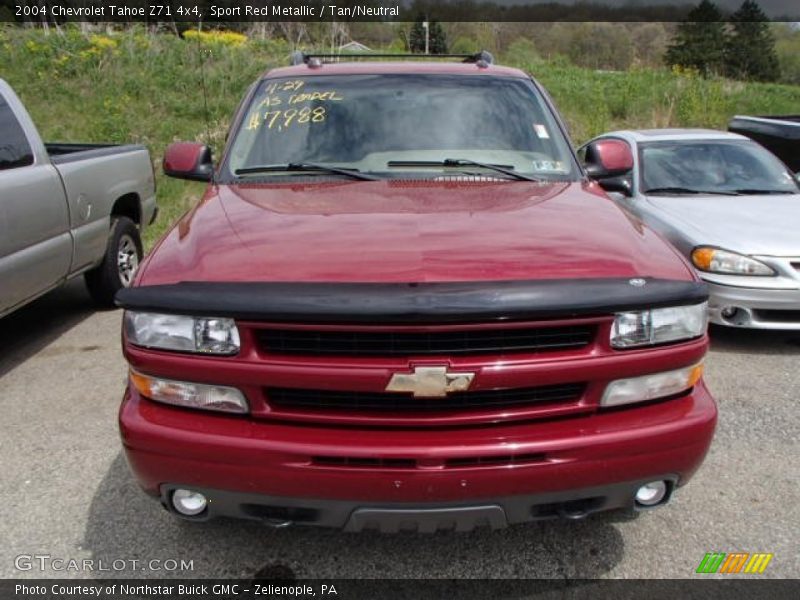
[[724, 0, 780, 81], [567, 23, 634, 71], [409, 15, 426, 53], [504, 37, 540, 66], [664, 0, 727, 76], [428, 21, 448, 54], [630, 23, 670, 68], [450, 36, 476, 55], [408, 15, 448, 54], [774, 23, 800, 85]]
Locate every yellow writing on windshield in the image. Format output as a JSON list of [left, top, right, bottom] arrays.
[[247, 80, 342, 132], [288, 91, 344, 104], [246, 112, 261, 130], [259, 106, 327, 131], [265, 80, 305, 94], [255, 95, 283, 109]]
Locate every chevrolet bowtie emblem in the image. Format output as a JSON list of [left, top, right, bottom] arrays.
[[385, 366, 476, 398]]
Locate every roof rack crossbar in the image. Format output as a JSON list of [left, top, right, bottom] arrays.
[[289, 51, 494, 67]]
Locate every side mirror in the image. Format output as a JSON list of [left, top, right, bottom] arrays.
[[163, 142, 213, 182], [583, 139, 634, 196], [594, 176, 632, 196]]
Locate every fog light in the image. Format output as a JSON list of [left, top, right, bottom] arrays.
[[172, 489, 207, 516], [720, 306, 738, 319], [635, 481, 668, 507]]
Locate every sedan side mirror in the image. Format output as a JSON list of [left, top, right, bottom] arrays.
[[583, 139, 634, 197], [163, 142, 214, 182], [592, 175, 632, 196]]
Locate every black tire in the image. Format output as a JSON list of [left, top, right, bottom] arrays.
[[85, 217, 143, 307]]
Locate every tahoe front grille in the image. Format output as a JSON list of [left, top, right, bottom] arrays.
[[266, 383, 586, 412], [255, 325, 594, 357]]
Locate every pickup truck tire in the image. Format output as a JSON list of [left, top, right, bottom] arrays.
[[85, 217, 143, 307]]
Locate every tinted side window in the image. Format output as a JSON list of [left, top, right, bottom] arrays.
[[0, 93, 34, 171]]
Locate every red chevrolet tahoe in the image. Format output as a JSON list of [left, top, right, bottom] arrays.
[[116, 52, 717, 531]]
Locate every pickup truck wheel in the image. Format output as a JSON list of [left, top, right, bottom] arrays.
[[85, 217, 143, 307]]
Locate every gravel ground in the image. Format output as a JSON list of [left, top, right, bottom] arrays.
[[1, 280, 797, 580]]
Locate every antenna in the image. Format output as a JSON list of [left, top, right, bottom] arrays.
[[195, 19, 215, 183]]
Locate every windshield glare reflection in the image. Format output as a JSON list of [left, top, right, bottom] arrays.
[[641, 140, 799, 195], [226, 74, 579, 181]]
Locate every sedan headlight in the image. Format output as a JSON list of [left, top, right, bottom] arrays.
[[611, 303, 707, 349], [124, 311, 240, 355], [691, 247, 775, 276]]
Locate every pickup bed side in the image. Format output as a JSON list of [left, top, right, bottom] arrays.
[[0, 78, 157, 316]]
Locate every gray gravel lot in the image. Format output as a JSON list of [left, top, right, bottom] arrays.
[[1, 280, 798, 580]]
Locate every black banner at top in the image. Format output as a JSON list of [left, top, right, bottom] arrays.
[[2, 0, 800, 22]]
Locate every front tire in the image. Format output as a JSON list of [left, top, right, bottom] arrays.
[[85, 217, 142, 307]]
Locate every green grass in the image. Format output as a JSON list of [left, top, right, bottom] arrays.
[[1, 26, 289, 247], [3, 26, 799, 247]]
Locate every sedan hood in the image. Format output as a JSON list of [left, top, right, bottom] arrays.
[[139, 179, 693, 285], [646, 193, 800, 256]]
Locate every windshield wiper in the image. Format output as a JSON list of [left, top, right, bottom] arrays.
[[235, 162, 378, 181], [644, 186, 740, 196], [731, 189, 795, 195], [387, 159, 541, 182]]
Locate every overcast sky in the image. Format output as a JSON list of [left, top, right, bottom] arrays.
[[461, 0, 797, 17]]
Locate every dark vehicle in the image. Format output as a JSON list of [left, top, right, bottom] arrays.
[[729, 115, 800, 173]]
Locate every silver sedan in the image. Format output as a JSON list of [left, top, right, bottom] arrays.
[[578, 129, 800, 330]]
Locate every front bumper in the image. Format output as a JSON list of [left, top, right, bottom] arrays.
[[120, 381, 717, 530], [159, 478, 678, 532], [706, 280, 800, 329]]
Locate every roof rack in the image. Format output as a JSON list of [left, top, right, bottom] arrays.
[[289, 51, 495, 67]]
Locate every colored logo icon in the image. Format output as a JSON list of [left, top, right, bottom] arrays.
[[696, 553, 773, 574]]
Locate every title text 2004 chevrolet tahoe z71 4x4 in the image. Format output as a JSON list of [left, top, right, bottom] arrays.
[[116, 53, 716, 531]]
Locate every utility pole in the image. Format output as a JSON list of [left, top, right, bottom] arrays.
[[423, 20, 429, 54]]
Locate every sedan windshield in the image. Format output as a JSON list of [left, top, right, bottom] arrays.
[[640, 140, 799, 196], [225, 74, 579, 180]]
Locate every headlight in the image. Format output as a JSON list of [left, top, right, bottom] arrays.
[[601, 363, 704, 407], [130, 370, 248, 414], [691, 247, 775, 276], [611, 303, 707, 349], [124, 311, 240, 355]]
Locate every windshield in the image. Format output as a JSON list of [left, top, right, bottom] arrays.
[[640, 140, 799, 195], [225, 74, 579, 180]]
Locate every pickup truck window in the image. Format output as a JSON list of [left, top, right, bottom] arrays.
[[226, 74, 579, 181], [640, 140, 799, 196], [0, 92, 34, 170]]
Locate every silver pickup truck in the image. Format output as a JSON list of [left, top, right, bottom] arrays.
[[0, 78, 156, 317]]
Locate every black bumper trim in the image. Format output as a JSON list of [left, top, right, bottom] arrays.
[[116, 278, 707, 324], [159, 476, 678, 531]]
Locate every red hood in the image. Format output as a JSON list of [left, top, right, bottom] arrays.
[[138, 179, 693, 285]]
